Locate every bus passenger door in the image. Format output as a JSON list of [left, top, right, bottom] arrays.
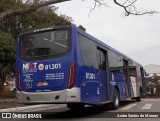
[[123, 60, 131, 98], [97, 48, 110, 102], [140, 67, 145, 95]]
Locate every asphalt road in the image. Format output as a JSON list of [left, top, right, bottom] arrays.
[[0, 98, 160, 121]]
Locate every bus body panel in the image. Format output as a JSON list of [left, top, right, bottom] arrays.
[[17, 88, 81, 104], [80, 67, 101, 104], [109, 72, 126, 101], [16, 26, 81, 104], [76, 29, 108, 104], [17, 55, 73, 92], [75, 30, 101, 104]]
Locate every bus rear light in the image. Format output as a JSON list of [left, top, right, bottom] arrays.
[[68, 62, 76, 89], [16, 69, 22, 91]]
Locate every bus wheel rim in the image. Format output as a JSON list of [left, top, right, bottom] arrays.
[[115, 93, 119, 106]]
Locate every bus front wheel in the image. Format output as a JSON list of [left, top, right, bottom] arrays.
[[112, 89, 120, 110]]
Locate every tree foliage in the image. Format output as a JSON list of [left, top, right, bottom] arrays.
[[0, 32, 15, 91], [0, 0, 70, 21], [0, 32, 15, 65], [0, 0, 72, 40], [0, 0, 73, 90], [78, 25, 86, 31]]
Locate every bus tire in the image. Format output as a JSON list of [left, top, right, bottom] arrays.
[[67, 103, 84, 111], [112, 89, 120, 110], [136, 90, 141, 102]]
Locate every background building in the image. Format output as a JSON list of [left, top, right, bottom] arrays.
[[144, 64, 160, 98], [144, 64, 160, 77]]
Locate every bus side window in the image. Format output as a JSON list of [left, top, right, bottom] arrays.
[[97, 49, 106, 71], [79, 34, 98, 69], [129, 67, 137, 77]]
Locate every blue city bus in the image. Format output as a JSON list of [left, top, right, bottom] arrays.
[[16, 25, 145, 110]]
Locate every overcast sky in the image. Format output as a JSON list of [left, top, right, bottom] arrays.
[[56, 0, 160, 66]]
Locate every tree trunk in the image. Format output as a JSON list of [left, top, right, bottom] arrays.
[[0, 66, 10, 91]]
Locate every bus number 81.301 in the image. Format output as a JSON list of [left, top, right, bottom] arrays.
[[45, 64, 61, 70]]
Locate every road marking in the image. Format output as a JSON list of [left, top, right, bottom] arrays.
[[141, 103, 152, 110], [121, 104, 137, 110]]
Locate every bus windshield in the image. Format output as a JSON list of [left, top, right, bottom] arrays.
[[20, 30, 69, 61]]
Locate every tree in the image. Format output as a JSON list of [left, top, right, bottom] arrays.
[[0, 0, 157, 22], [0, 0, 73, 91], [0, 0, 70, 21], [78, 25, 86, 31], [0, 32, 15, 91], [0, 5, 72, 40]]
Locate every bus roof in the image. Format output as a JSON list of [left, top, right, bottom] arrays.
[[75, 25, 142, 67], [18, 24, 142, 67]]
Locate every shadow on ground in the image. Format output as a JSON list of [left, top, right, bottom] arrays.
[[40, 100, 139, 119]]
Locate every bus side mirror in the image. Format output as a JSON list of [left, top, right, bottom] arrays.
[[144, 72, 149, 77], [143, 69, 149, 77]]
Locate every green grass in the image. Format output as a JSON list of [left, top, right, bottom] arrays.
[[0, 91, 16, 98]]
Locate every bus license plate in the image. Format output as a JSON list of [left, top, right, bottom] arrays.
[[37, 81, 48, 86]]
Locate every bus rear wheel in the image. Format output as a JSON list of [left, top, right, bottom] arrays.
[[136, 89, 141, 102], [112, 89, 120, 110], [67, 103, 84, 111]]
